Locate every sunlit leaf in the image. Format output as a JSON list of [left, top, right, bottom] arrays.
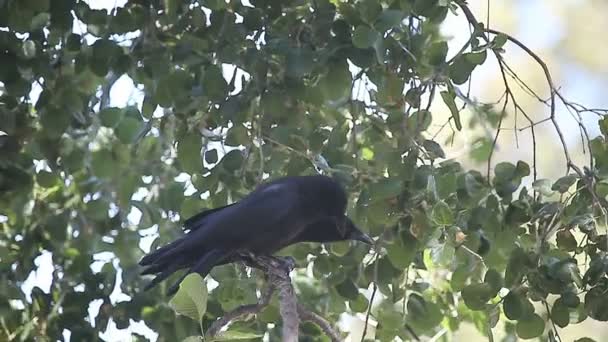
[[169, 273, 208, 323]]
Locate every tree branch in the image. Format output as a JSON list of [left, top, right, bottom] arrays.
[[297, 304, 342, 342], [205, 283, 276, 338], [249, 256, 299, 342], [206, 255, 344, 341], [210, 255, 301, 342]]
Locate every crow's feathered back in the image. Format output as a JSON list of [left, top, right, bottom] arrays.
[[139, 175, 371, 296]]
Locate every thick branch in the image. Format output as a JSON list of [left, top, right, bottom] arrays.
[[276, 274, 299, 342], [206, 256, 344, 342], [244, 256, 300, 342]]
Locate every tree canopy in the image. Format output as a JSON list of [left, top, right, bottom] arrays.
[[1, 0, 607, 341]]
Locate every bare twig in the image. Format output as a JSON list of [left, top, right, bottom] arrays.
[[297, 304, 342, 342], [360, 283, 376, 342], [206, 283, 275, 337], [361, 252, 379, 342]]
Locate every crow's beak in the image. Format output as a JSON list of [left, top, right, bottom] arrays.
[[354, 231, 374, 245]]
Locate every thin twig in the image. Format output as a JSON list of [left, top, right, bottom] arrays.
[[205, 283, 275, 337], [297, 304, 342, 342], [360, 283, 376, 342]]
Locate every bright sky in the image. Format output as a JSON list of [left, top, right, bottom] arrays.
[[16, 1, 607, 341]]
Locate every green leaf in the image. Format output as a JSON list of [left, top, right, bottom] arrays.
[[465, 50, 487, 65], [484, 269, 503, 294], [367, 178, 403, 201], [374, 9, 404, 32], [99, 107, 123, 128], [286, 47, 314, 78], [335, 278, 359, 300], [352, 25, 381, 49], [91, 149, 115, 178], [561, 291, 581, 308], [36, 170, 59, 188], [169, 273, 208, 322], [407, 293, 443, 332], [503, 291, 525, 320], [349, 293, 369, 313], [376, 73, 404, 106], [386, 234, 417, 269], [142, 95, 156, 119], [556, 230, 577, 252], [461, 283, 494, 310], [212, 331, 263, 341], [440, 89, 462, 130], [221, 150, 244, 171], [493, 162, 526, 197], [177, 133, 203, 173], [449, 54, 476, 85], [505, 248, 531, 287], [320, 60, 352, 102], [584, 286, 608, 321], [551, 299, 570, 328], [427, 41, 449, 66], [451, 265, 469, 291], [377, 300, 402, 332], [552, 175, 577, 193], [361, 147, 374, 160], [464, 172, 485, 196], [515, 161, 530, 178], [86, 199, 109, 221], [492, 33, 508, 49], [358, 0, 382, 23], [422, 139, 445, 159], [407, 110, 432, 132], [555, 260, 583, 288], [203, 64, 228, 101], [202, 0, 227, 10], [225, 125, 249, 146], [431, 200, 453, 226], [329, 240, 350, 257], [115, 117, 143, 144], [429, 242, 454, 267], [515, 313, 545, 339], [598, 116, 608, 139]]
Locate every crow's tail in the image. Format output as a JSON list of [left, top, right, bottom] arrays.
[[165, 249, 231, 296], [140, 242, 231, 296], [139, 237, 185, 267]]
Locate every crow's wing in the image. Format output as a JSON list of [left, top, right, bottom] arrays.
[[182, 203, 236, 232], [182, 177, 297, 232], [176, 180, 312, 253]]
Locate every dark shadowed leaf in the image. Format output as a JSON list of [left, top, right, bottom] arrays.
[[99, 107, 123, 128], [515, 313, 545, 339], [352, 25, 381, 49]]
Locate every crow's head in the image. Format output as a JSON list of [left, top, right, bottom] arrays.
[[339, 216, 374, 245], [297, 216, 373, 245]]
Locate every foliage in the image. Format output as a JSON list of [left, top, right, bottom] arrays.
[[1, 0, 607, 341]]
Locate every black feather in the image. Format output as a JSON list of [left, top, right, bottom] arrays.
[[139, 175, 372, 296]]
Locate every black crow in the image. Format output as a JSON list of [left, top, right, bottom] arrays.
[[140, 175, 373, 296]]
